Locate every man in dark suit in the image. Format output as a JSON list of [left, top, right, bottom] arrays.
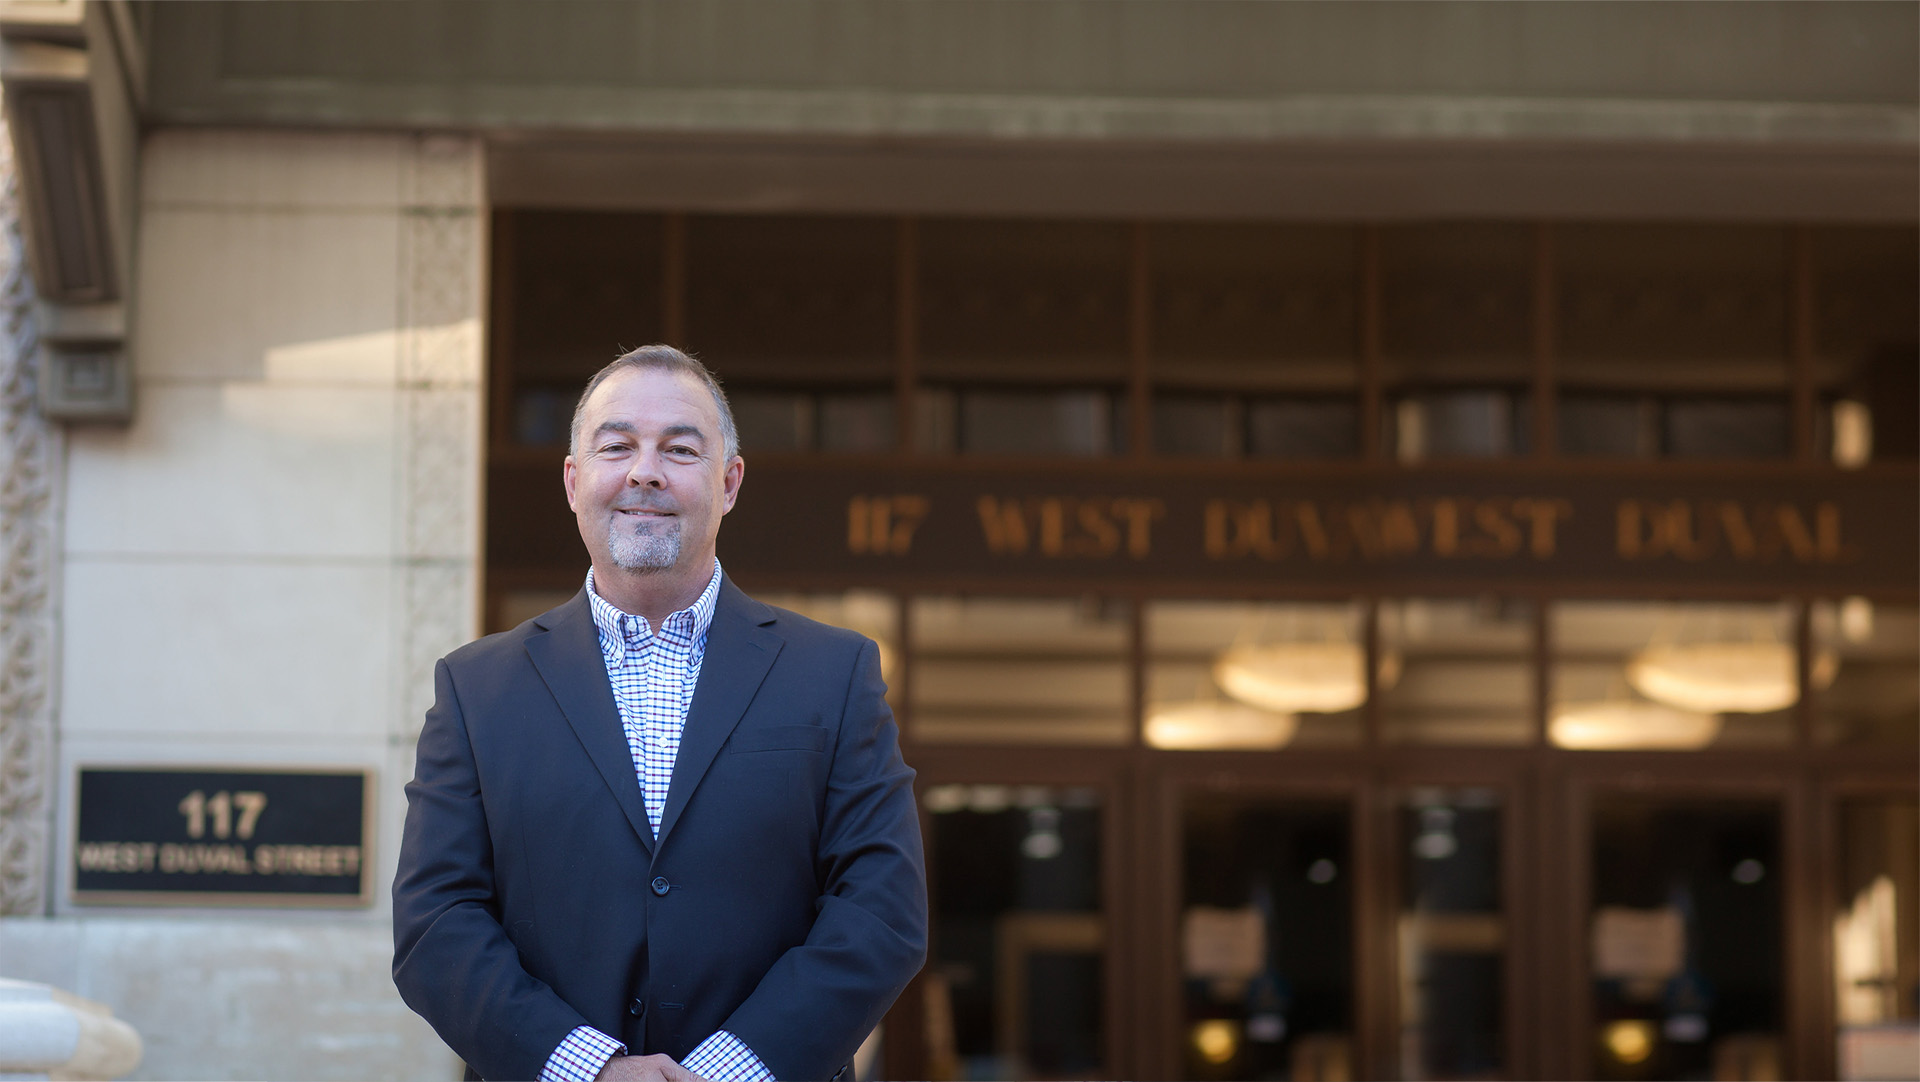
[[393, 345, 927, 1082]]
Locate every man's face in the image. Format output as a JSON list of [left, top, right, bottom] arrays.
[[563, 366, 743, 578]]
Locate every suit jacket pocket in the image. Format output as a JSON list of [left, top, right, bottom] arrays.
[[729, 724, 830, 754]]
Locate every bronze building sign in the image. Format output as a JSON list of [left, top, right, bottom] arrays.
[[717, 464, 1917, 595]]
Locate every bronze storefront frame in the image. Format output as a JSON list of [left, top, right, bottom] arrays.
[[486, 209, 1919, 1080]]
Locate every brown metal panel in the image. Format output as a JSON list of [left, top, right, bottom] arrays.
[[1784, 769, 1818, 1081], [893, 591, 915, 751], [1113, 598, 1147, 1078], [1806, 777, 1841, 1082], [1360, 226, 1384, 461], [883, 781, 933, 1082], [908, 745, 1132, 782], [1130, 223, 1154, 462], [1564, 766, 1597, 1081], [1540, 753, 1580, 1081], [1356, 772, 1393, 1082], [895, 217, 919, 454], [1102, 756, 1132, 1080], [1533, 223, 1558, 461], [1151, 759, 1182, 1081], [1790, 226, 1817, 464], [1505, 757, 1540, 1079], [1795, 598, 1815, 750], [1533, 599, 1552, 749], [717, 458, 1920, 596], [482, 209, 516, 632], [1362, 599, 1381, 750], [1127, 595, 1145, 751], [486, 209, 517, 455], [662, 211, 686, 347]]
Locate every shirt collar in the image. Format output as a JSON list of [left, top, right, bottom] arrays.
[[585, 559, 724, 665]]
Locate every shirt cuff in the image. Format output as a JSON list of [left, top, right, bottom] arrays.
[[682, 1030, 776, 1082], [539, 1026, 627, 1082]]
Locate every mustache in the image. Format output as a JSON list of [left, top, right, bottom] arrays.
[[612, 497, 677, 513]]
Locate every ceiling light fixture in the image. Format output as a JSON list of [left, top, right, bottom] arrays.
[[1213, 642, 1366, 714], [1550, 700, 1722, 750], [1627, 641, 1798, 714], [1145, 701, 1297, 750]]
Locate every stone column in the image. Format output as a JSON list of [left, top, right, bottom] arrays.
[[393, 133, 485, 748]]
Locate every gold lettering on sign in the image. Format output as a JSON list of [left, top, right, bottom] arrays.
[[253, 844, 363, 877], [1669, 501, 1714, 561], [1472, 501, 1522, 558], [1617, 501, 1655, 559], [1294, 503, 1331, 559], [1776, 505, 1817, 563], [1430, 499, 1460, 557], [1114, 498, 1165, 558], [1037, 500, 1069, 555], [1817, 503, 1848, 562], [1615, 500, 1855, 563], [1205, 497, 1569, 562], [76, 842, 365, 877], [976, 496, 1166, 558], [1718, 502, 1759, 560], [847, 495, 929, 556], [159, 843, 254, 875], [976, 496, 1030, 555], [1363, 501, 1424, 559], [1514, 498, 1573, 558], [179, 789, 268, 840], [76, 841, 157, 873]]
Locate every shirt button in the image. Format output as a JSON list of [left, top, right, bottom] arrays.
[[651, 876, 670, 896]]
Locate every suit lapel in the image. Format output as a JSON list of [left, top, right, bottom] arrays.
[[657, 577, 783, 848], [524, 591, 655, 855]]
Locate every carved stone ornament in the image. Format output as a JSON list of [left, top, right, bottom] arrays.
[[0, 111, 61, 917], [396, 134, 483, 737]]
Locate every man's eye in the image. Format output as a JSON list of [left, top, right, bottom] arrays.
[[598, 443, 631, 455]]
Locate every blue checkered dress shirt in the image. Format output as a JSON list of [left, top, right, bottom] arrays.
[[538, 561, 777, 1082]]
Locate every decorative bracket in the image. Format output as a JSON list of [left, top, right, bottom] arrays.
[[0, 0, 140, 422]]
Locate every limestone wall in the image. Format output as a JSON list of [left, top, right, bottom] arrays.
[[1, 128, 482, 1081]]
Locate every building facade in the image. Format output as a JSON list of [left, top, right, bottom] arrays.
[[0, 3, 1913, 1080]]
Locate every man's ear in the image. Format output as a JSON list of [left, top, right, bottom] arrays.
[[720, 455, 745, 515], [562, 456, 579, 512]]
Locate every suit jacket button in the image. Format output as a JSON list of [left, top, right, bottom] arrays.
[[651, 876, 670, 896], [629, 998, 645, 1017]]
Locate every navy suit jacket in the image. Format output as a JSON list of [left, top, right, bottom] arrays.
[[392, 577, 928, 1082]]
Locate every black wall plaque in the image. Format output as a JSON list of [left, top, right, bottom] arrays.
[[72, 768, 371, 906]]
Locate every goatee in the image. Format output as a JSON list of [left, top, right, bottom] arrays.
[[608, 519, 680, 571]]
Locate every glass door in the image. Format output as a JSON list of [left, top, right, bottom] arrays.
[[1831, 793, 1920, 1081], [919, 775, 1115, 1081], [1585, 795, 1784, 1082], [1167, 782, 1358, 1082]]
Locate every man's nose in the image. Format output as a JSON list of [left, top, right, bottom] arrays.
[[625, 448, 666, 486]]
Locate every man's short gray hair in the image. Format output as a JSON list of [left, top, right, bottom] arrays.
[[569, 344, 739, 461]]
